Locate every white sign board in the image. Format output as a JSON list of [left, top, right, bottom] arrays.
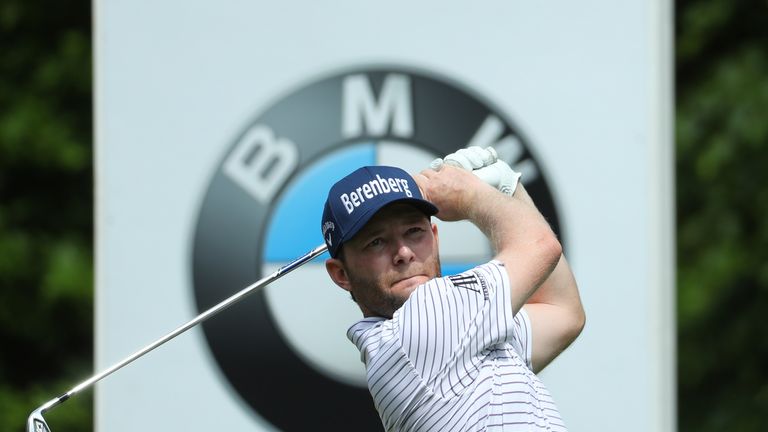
[[95, 1, 673, 431]]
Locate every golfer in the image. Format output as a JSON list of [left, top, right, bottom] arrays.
[[321, 149, 585, 431]]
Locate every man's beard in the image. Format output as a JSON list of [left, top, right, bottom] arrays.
[[346, 254, 442, 319]]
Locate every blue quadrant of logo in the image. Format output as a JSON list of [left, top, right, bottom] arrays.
[[264, 144, 375, 262]]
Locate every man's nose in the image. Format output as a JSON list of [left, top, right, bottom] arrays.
[[393, 241, 416, 265]]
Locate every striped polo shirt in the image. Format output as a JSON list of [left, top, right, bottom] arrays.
[[347, 261, 566, 431]]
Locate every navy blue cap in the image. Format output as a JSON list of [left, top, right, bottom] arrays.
[[321, 166, 438, 258]]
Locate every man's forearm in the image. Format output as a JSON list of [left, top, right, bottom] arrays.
[[513, 185, 584, 319], [468, 183, 562, 313], [524, 254, 585, 372], [527, 254, 583, 318], [415, 167, 562, 312]]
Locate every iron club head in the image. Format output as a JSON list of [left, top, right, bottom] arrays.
[[27, 407, 52, 432]]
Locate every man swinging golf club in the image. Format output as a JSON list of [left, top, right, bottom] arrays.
[[322, 147, 585, 431]]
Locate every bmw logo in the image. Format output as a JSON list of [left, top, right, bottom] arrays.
[[191, 67, 562, 430]]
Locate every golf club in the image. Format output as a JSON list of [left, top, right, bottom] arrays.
[[27, 243, 329, 432]]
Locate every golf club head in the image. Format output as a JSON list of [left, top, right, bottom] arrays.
[[27, 408, 51, 432]]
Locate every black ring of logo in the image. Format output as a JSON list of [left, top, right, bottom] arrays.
[[191, 66, 563, 430]]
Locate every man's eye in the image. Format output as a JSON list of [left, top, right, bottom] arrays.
[[407, 227, 425, 235], [367, 238, 382, 248]]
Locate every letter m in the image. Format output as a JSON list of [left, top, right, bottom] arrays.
[[342, 74, 413, 139]]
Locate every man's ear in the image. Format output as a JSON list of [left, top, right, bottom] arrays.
[[431, 222, 439, 248], [325, 258, 351, 292]]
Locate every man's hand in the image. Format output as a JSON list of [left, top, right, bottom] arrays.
[[413, 165, 497, 222]]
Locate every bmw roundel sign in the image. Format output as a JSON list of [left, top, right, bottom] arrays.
[[191, 66, 562, 430]]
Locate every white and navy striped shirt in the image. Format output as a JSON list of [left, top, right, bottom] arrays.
[[348, 261, 566, 431]]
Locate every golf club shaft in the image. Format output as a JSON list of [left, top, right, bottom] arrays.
[[31, 243, 328, 421]]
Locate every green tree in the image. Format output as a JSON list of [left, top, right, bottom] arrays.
[[0, 0, 93, 430], [676, 0, 768, 430]]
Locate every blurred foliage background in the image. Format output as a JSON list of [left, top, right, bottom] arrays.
[[0, 0, 93, 431], [0, 0, 766, 430], [675, 0, 768, 430]]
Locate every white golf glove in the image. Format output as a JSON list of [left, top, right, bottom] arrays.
[[430, 146, 521, 196], [429, 146, 498, 171], [473, 160, 522, 196]]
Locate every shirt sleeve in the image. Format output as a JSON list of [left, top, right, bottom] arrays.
[[393, 260, 529, 392], [511, 306, 533, 369]]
